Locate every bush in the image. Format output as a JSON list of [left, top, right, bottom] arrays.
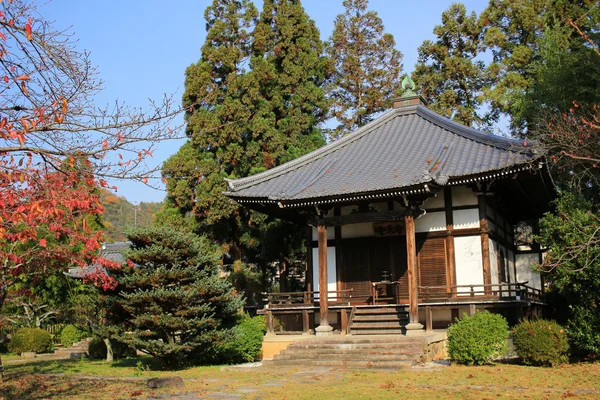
[[88, 336, 136, 360], [566, 305, 600, 359], [512, 318, 570, 366], [59, 324, 87, 347], [8, 328, 53, 354], [447, 311, 509, 365], [217, 315, 266, 364]]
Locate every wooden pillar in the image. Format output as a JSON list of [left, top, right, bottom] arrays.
[[405, 210, 424, 334], [478, 194, 492, 295], [316, 219, 333, 335], [444, 188, 457, 293]]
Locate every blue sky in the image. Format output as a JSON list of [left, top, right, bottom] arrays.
[[41, 0, 489, 204]]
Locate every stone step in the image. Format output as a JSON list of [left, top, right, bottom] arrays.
[[354, 307, 408, 315], [288, 339, 424, 347], [351, 329, 405, 335], [352, 314, 407, 321], [292, 336, 425, 345], [351, 321, 404, 328], [263, 358, 416, 368], [275, 351, 420, 361]]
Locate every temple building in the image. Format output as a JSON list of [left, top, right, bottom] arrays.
[[224, 79, 553, 336]]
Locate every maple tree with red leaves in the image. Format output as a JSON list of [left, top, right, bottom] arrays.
[[0, 0, 210, 379]]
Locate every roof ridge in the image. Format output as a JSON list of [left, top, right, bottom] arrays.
[[415, 106, 528, 151], [226, 106, 419, 192]]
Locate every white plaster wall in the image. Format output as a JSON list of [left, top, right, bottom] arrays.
[[312, 246, 338, 299], [489, 238, 499, 285], [311, 226, 335, 241], [454, 236, 484, 293], [453, 209, 480, 229], [341, 222, 374, 239], [452, 186, 478, 206], [415, 211, 446, 233], [423, 193, 445, 209], [515, 253, 542, 290]]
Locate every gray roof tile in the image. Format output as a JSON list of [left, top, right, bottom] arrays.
[[225, 105, 538, 202]]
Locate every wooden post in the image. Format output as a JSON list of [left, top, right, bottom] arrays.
[[479, 194, 492, 295], [302, 309, 310, 335], [405, 210, 424, 334], [341, 309, 348, 336], [266, 310, 274, 336], [425, 306, 433, 331], [444, 188, 457, 295], [469, 303, 476, 316], [316, 219, 333, 335]]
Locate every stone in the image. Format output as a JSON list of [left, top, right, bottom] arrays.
[[147, 376, 185, 389], [21, 352, 36, 359], [405, 322, 425, 336], [315, 325, 333, 337]]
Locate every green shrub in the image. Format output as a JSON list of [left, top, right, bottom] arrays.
[[566, 306, 600, 359], [8, 328, 53, 354], [447, 311, 509, 365], [59, 324, 87, 347], [218, 315, 266, 364], [88, 336, 136, 360], [512, 318, 570, 366]]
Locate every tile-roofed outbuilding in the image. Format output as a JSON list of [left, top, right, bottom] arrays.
[[224, 105, 543, 209]]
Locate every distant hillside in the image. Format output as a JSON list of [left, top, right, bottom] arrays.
[[99, 189, 163, 242]]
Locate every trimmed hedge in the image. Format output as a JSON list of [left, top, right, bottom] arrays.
[[447, 311, 509, 365], [8, 328, 53, 354], [59, 324, 86, 347], [512, 318, 569, 366]]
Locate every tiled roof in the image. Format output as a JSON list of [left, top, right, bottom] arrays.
[[224, 105, 539, 203], [65, 242, 128, 278]]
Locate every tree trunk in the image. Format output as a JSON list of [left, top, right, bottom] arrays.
[[104, 338, 114, 363]]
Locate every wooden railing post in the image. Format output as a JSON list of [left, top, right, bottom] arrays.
[[266, 309, 274, 336], [425, 306, 433, 331], [341, 309, 348, 336], [302, 309, 310, 335]]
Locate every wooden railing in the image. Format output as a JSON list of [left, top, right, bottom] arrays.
[[419, 282, 544, 303], [262, 289, 353, 308]]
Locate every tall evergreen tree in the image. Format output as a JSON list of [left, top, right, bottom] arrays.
[[113, 227, 243, 367], [413, 3, 492, 128], [163, 0, 258, 261], [250, 0, 329, 160], [163, 0, 327, 292], [325, 0, 403, 138]]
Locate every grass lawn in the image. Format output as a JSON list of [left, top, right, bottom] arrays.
[[1, 357, 599, 399]]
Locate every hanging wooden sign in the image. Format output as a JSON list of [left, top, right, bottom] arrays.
[[374, 221, 405, 236]]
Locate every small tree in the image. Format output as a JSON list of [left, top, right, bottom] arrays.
[[112, 227, 243, 367]]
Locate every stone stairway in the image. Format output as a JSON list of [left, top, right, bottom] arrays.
[[263, 336, 428, 368], [349, 306, 409, 335]]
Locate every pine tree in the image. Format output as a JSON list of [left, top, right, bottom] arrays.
[[325, 0, 403, 138], [113, 227, 243, 367], [413, 3, 492, 128]]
